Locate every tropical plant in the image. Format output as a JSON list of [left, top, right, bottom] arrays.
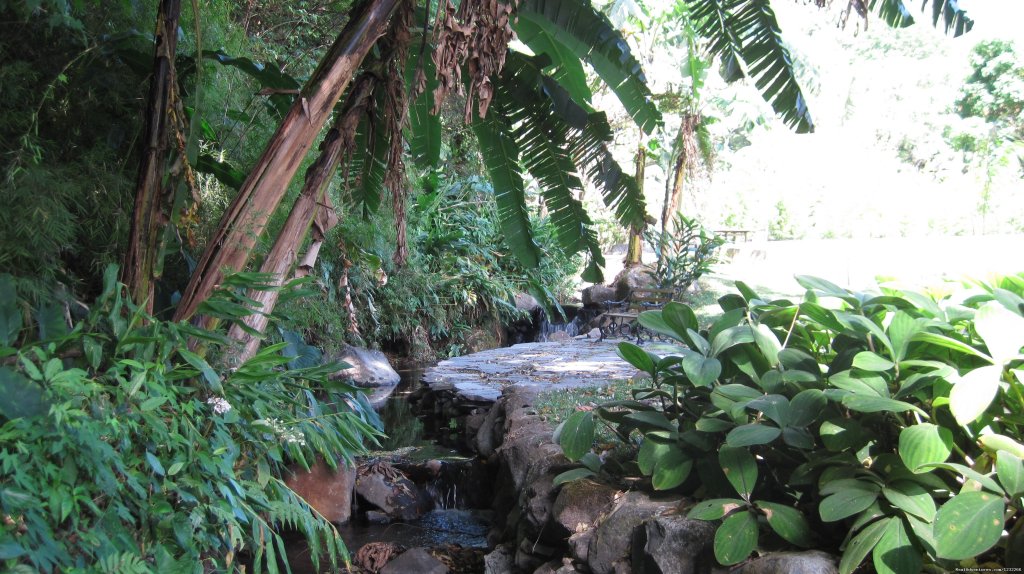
[[644, 212, 724, 292], [0, 267, 383, 572], [556, 273, 1024, 571]]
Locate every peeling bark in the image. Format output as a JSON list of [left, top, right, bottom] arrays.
[[227, 76, 378, 363], [625, 138, 646, 266], [123, 0, 181, 313], [173, 0, 403, 325]]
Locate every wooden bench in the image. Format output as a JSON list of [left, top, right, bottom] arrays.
[[598, 287, 676, 344]]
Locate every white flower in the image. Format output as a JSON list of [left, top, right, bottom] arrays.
[[206, 396, 233, 415]]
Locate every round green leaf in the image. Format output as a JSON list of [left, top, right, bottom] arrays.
[[995, 450, 1024, 497], [882, 481, 936, 521], [974, 301, 1024, 365], [759, 502, 813, 547], [638, 439, 668, 475], [933, 491, 1005, 560], [682, 354, 721, 387], [662, 302, 698, 339], [726, 424, 781, 447], [949, 365, 1002, 426], [714, 511, 758, 566], [841, 394, 923, 415], [820, 484, 880, 522], [687, 498, 746, 520], [558, 411, 595, 462], [710, 325, 754, 357], [899, 423, 953, 472], [872, 516, 921, 574], [746, 394, 790, 427], [820, 418, 870, 452], [838, 518, 891, 574], [782, 427, 815, 450], [617, 342, 655, 374], [553, 467, 596, 486], [853, 351, 896, 372], [652, 449, 692, 490], [789, 389, 827, 427], [719, 445, 758, 499], [979, 433, 1024, 459]]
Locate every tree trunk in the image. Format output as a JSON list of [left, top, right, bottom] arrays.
[[661, 121, 690, 236], [227, 76, 377, 363], [173, 0, 403, 325], [624, 138, 646, 266], [123, 0, 181, 313]]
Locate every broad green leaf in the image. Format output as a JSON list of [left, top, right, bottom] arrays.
[[949, 365, 1002, 425], [820, 483, 880, 522], [406, 52, 442, 169], [799, 301, 847, 332], [146, 451, 165, 476], [841, 395, 924, 416], [726, 424, 781, 447], [994, 450, 1024, 497], [778, 348, 820, 377], [882, 481, 936, 521], [178, 348, 222, 393], [918, 462, 1003, 494], [979, 434, 1024, 459], [842, 314, 895, 359], [140, 396, 168, 412], [695, 416, 734, 432], [638, 439, 668, 475], [652, 449, 692, 490], [974, 301, 1024, 365], [580, 452, 602, 473], [514, 18, 593, 105], [829, 370, 888, 398], [624, 411, 676, 433], [789, 389, 826, 427], [0, 366, 47, 419], [167, 462, 185, 477], [782, 427, 815, 449], [751, 324, 781, 366], [661, 302, 699, 343], [682, 355, 720, 387], [558, 411, 595, 462], [838, 517, 890, 574], [872, 515, 921, 574], [687, 498, 745, 520], [617, 342, 655, 374], [933, 491, 1005, 560], [719, 445, 757, 499], [820, 418, 870, 452], [853, 351, 895, 372], [637, 311, 684, 343], [35, 301, 68, 340], [710, 325, 754, 357], [912, 331, 993, 363], [887, 311, 924, 363], [747, 394, 789, 427], [795, 275, 853, 302], [899, 423, 953, 472], [553, 467, 596, 485], [714, 511, 758, 565], [760, 502, 813, 547]]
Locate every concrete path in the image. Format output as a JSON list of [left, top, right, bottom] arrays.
[[422, 340, 642, 402]]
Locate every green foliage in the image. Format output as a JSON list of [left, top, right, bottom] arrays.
[[644, 213, 724, 292], [0, 266, 382, 572], [555, 273, 1024, 571]]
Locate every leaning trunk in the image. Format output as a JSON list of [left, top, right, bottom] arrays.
[[123, 0, 181, 312], [227, 76, 377, 363], [173, 0, 403, 325], [624, 139, 646, 266]]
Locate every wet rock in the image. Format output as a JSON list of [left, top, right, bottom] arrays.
[[587, 491, 679, 574], [516, 535, 557, 572], [355, 461, 424, 520], [737, 551, 838, 574], [568, 529, 593, 564], [380, 547, 449, 574], [474, 399, 504, 457], [484, 545, 516, 574], [284, 460, 355, 524], [631, 514, 715, 574], [582, 284, 618, 307], [546, 331, 571, 342], [516, 293, 542, 312], [330, 344, 400, 387], [551, 479, 619, 539]]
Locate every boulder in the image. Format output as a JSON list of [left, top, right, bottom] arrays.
[[330, 343, 400, 387], [631, 514, 716, 574], [737, 551, 838, 574], [484, 545, 516, 574], [473, 398, 505, 457], [582, 284, 618, 307], [612, 265, 657, 300], [515, 293, 542, 312], [283, 461, 355, 524], [551, 479, 619, 539], [355, 461, 424, 520], [586, 491, 679, 574], [381, 548, 449, 574]]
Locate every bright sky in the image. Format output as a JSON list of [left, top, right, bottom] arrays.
[[958, 0, 1024, 40]]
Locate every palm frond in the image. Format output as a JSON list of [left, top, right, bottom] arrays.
[[405, 49, 442, 169], [471, 105, 543, 269], [926, 0, 973, 36], [513, 18, 594, 106], [344, 95, 388, 218], [689, 0, 814, 133], [516, 0, 662, 134]]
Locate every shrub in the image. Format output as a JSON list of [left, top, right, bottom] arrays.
[[556, 274, 1024, 572], [0, 267, 382, 573], [644, 212, 724, 293]]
